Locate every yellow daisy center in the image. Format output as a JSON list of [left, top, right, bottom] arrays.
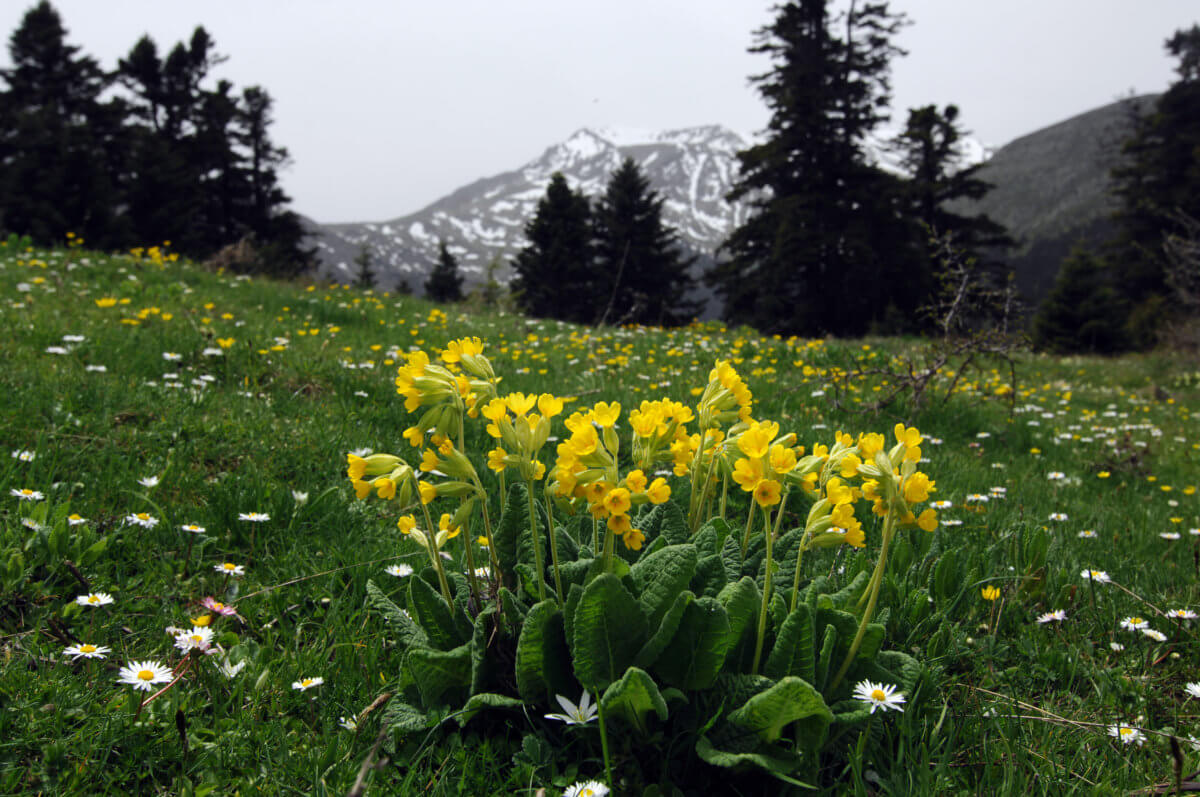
[[302, 679, 314, 687], [137, 669, 155, 681], [80, 644, 96, 653], [1119, 728, 1133, 736], [223, 563, 236, 571], [137, 513, 150, 520], [212, 602, 224, 611], [87, 596, 99, 604], [871, 688, 887, 701]]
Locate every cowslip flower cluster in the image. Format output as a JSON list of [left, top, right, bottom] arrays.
[[482, 392, 563, 481], [551, 402, 671, 551]]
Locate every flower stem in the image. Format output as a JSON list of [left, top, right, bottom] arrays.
[[543, 491, 564, 608], [751, 504, 774, 675], [596, 691, 615, 789], [739, 499, 756, 559], [829, 512, 897, 692]]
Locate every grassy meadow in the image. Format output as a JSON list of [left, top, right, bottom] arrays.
[[1, 242, 1199, 795]]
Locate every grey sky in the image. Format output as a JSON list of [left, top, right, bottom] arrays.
[[2, 1, 1196, 223]]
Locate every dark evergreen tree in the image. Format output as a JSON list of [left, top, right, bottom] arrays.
[[709, 0, 921, 336], [1109, 24, 1200, 344], [0, 1, 125, 246], [592, 157, 699, 326], [511, 172, 596, 322], [425, 241, 464, 302], [1032, 247, 1124, 353], [353, 242, 374, 289]]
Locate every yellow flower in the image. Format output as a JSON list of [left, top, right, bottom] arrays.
[[191, 614, 212, 627], [1097, 471, 1110, 479], [506, 392, 536, 416], [397, 515, 417, 534], [825, 477, 853, 506], [916, 508, 938, 532], [216, 337, 235, 348], [839, 453, 862, 478], [903, 472, 935, 505], [623, 527, 646, 550], [418, 481, 437, 504], [857, 433, 885, 458], [592, 401, 620, 428], [646, 478, 671, 504], [893, 423, 922, 448], [753, 479, 782, 507], [403, 426, 424, 447], [352, 479, 372, 500], [95, 297, 118, 308], [732, 457, 765, 491], [623, 469, 648, 494], [737, 423, 772, 459], [537, 393, 564, 418], [487, 447, 507, 473], [420, 449, 441, 473], [981, 585, 1001, 601], [604, 487, 632, 516], [373, 476, 397, 500]]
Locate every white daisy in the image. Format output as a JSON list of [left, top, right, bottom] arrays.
[[564, 782, 609, 797], [174, 625, 214, 653], [238, 512, 270, 522], [137, 475, 160, 488], [338, 716, 358, 731], [1109, 642, 1125, 652], [292, 676, 324, 691], [64, 642, 110, 660], [852, 679, 906, 714], [545, 691, 598, 725], [125, 512, 159, 528], [214, 562, 245, 576], [11, 488, 44, 501], [162, 352, 182, 361], [117, 660, 174, 691], [1108, 725, 1144, 746], [1078, 530, 1097, 539], [1142, 628, 1167, 642], [215, 658, 246, 679], [1120, 616, 1149, 631], [384, 564, 414, 578], [68, 514, 87, 526], [291, 491, 309, 504], [1048, 513, 1068, 522], [11, 450, 35, 462], [1167, 609, 1197, 621], [180, 523, 206, 534], [1037, 610, 1067, 624], [1185, 683, 1200, 700], [1080, 569, 1111, 584], [75, 592, 114, 608]]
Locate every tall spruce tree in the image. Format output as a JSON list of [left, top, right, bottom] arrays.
[[0, 1, 125, 246], [425, 240, 464, 302], [511, 172, 596, 322], [593, 157, 699, 326], [1032, 247, 1124, 353], [709, 0, 920, 336], [1109, 24, 1200, 344]]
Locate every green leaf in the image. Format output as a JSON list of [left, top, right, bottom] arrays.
[[406, 644, 471, 706], [720, 533, 742, 584], [636, 501, 688, 546], [634, 590, 694, 670], [408, 574, 467, 650], [78, 537, 107, 568], [563, 582, 585, 643], [729, 676, 832, 745], [470, 605, 497, 694], [630, 544, 698, 627], [716, 576, 760, 670], [691, 554, 727, 598], [380, 700, 435, 734], [454, 693, 524, 726], [764, 603, 815, 683], [655, 596, 730, 690], [601, 666, 668, 734], [815, 623, 838, 693], [499, 587, 527, 632], [637, 533, 668, 560], [365, 580, 428, 649], [694, 736, 811, 787], [493, 482, 531, 579], [571, 573, 648, 691], [514, 600, 574, 704]]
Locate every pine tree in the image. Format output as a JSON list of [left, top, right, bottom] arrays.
[[1109, 24, 1200, 343], [425, 241, 464, 302], [593, 157, 699, 326], [1032, 247, 1124, 353], [709, 0, 920, 336], [0, 1, 125, 246], [511, 172, 595, 322]]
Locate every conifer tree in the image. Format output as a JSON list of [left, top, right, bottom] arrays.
[[511, 172, 595, 322], [1109, 24, 1200, 344], [592, 157, 699, 326], [0, 1, 124, 246], [709, 0, 920, 336], [1032, 247, 1124, 353], [425, 241, 464, 302]]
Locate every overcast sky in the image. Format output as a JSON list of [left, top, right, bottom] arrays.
[[2, 1, 1196, 223]]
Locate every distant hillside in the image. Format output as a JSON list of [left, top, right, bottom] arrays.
[[952, 95, 1157, 306]]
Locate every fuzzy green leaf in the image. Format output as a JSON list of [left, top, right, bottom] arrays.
[[655, 596, 730, 690], [636, 501, 688, 546], [694, 736, 811, 787], [764, 603, 815, 683], [408, 573, 467, 650], [630, 544, 698, 627], [493, 482, 531, 579], [514, 600, 573, 704], [571, 573, 648, 691], [365, 579, 428, 650], [729, 676, 832, 745], [634, 590, 694, 669], [406, 644, 471, 707], [601, 666, 668, 734], [454, 693, 524, 726]]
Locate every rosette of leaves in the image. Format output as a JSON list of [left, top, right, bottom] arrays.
[[368, 484, 926, 787]]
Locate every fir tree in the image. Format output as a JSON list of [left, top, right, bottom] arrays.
[[353, 242, 374, 289], [593, 157, 699, 326], [425, 241, 464, 302], [709, 0, 920, 336], [1032, 247, 1124, 353], [1109, 24, 1200, 343], [511, 172, 595, 322]]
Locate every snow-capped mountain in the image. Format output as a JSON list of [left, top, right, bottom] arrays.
[[309, 124, 991, 294]]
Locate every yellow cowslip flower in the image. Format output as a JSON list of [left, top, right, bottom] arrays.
[[604, 487, 632, 516], [352, 479, 372, 500], [843, 524, 866, 548], [437, 514, 462, 540], [624, 469, 648, 494], [216, 337, 235, 348], [418, 481, 437, 504], [191, 615, 212, 627], [839, 453, 862, 478], [732, 457, 765, 491], [825, 477, 853, 506], [487, 447, 507, 473], [903, 472, 935, 505], [441, 337, 483, 364], [373, 476, 397, 500], [568, 425, 599, 457], [917, 508, 938, 532], [437, 437, 455, 457], [420, 449, 440, 473], [506, 392, 536, 416], [623, 527, 646, 550], [737, 422, 773, 459], [592, 401, 620, 428], [95, 297, 118, 308], [768, 443, 797, 473], [477, 535, 490, 547], [537, 393, 564, 418], [893, 423, 922, 448], [348, 453, 402, 482], [646, 478, 671, 504], [397, 515, 417, 534], [858, 433, 885, 458], [981, 585, 1001, 601], [403, 426, 424, 447], [584, 480, 611, 508], [753, 479, 782, 507]]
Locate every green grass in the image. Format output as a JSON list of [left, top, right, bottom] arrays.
[[1, 243, 1198, 795]]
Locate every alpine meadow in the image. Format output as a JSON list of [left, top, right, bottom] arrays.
[[3, 1, 1200, 796]]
